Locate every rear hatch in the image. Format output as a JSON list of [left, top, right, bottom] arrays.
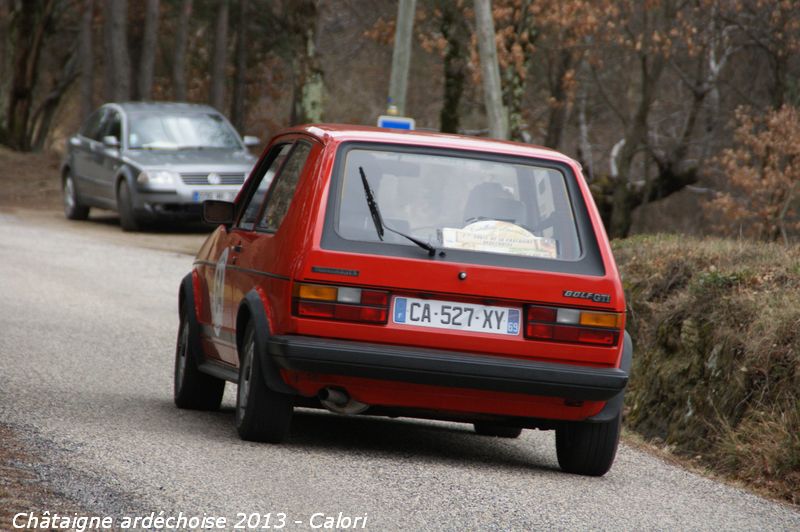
[[294, 142, 624, 368]]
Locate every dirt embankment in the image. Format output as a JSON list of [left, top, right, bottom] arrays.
[[0, 147, 62, 209], [615, 235, 800, 504]]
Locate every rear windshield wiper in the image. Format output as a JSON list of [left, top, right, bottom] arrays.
[[359, 166, 436, 257]]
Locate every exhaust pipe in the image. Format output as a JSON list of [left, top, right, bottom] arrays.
[[318, 387, 349, 406], [318, 387, 369, 415]]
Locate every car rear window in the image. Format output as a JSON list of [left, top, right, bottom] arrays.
[[334, 148, 582, 261]]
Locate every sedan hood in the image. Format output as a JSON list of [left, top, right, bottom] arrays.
[[125, 149, 256, 172]]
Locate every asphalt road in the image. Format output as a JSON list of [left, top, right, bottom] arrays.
[[1, 210, 799, 531]]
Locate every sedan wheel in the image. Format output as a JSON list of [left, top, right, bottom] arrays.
[[63, 173, 89, 220], [117, 180, 141, 232]]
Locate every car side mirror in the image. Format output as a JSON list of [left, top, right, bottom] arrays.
[[243, 135, 260, 148], [203, 200, 235, 226], [102, 135, 120, 148]]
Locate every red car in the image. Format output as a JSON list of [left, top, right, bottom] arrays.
[[174, 124, 631, 476]]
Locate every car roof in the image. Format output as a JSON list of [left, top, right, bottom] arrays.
[[283, 123, 577, 165], [110, 102, 221, 114]]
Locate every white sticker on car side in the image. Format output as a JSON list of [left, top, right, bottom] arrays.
[[211, 247, 229, 337]]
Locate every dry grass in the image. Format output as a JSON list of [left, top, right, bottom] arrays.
[[615, 234, 800, 504]]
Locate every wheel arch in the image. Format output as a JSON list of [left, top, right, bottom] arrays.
[[236, 289, 296, 395], [115, 166, 136, 200]]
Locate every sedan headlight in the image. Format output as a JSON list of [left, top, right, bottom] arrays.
[[137, 169, 179, 186]]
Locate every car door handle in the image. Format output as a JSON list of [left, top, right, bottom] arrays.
[[233, 244, 243, 253]]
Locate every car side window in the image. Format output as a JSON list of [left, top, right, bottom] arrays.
[[81, 109, 108, 141], [237, 144, 291, 230], [257, 142, 312, 232]]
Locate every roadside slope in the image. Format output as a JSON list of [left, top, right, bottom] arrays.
[[615, 235, 800, 504]]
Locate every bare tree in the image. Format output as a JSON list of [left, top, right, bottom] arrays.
[[103, 0, 130, 102], [30, 50, 79, 150], [209, 0, 229, 111], [230, 0, 248, 130], [173, 0, 192, 101], [79, 0, 94, 120], [5, 0, 56, 150], [3, 0, 78, 151], [138, 0, 159, 100]]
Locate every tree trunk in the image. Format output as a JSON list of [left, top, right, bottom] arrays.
[[298, 38, 324, 123], [104, 0, 130, 102], [31, 50, 80, 150], [388, 0, 416, 115], [439, 1, 467, 134], [474, 0, 508, 140], [230, 0, 247, 131], [138, 0, 159, 101], [5, 0, 56, 150], [289, 0, 324, 125], [173, 0, 192, 101], [543, 50, 573, 150], [576, 60, 593, 180], [102, 0, 113, 101], [608, 52, 665, 238], [209, 0, 229, 111], [0, 0, 12, 131], [79, 0, 94, 120]]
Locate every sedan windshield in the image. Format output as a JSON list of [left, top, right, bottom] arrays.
[[337, 148, 582, 261], [128, 112, 241, 150]]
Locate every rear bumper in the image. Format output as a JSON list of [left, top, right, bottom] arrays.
[[267, 336, 628, 402]]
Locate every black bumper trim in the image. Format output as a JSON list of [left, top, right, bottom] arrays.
[[267, 336, 628, 401]]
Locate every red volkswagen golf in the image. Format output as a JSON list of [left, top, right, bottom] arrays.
[[174, 124, 631, 476]]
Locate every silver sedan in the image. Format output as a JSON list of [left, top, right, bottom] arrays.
[[61, 102, 258, 231]]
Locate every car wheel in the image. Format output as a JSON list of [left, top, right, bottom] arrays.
[[173, 306, 225, 410], [117, 179, 141, 232], [63, 172, 90, 220], [473, 422, 523, 438], [555, 411, 621, 476], [235, 322, 293, 443]]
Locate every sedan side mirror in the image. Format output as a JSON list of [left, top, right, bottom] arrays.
[[203, 200, 235, 226], [102, 135, 120, 148], [243, 135, 261, 148]]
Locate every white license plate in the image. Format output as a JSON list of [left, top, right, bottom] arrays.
[[193, 190, 236, 203], [392, 297, 521, 336]]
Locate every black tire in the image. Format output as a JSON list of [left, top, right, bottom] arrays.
[[174, 306, 225, 410], [235, 322, 293, 443], [63, 171, 90, 220], [473, 423, 523, 438], [555, 412, 621, 476], [117, 179, 141, 232]]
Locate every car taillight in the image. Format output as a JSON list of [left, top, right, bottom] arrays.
[[525, 305, 621, 346], [293, 283, 389, 324]]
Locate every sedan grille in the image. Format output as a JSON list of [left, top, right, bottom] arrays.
[[180, 172, 245, 186]]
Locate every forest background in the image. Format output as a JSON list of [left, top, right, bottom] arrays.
[[3, 0, 800, 240]]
